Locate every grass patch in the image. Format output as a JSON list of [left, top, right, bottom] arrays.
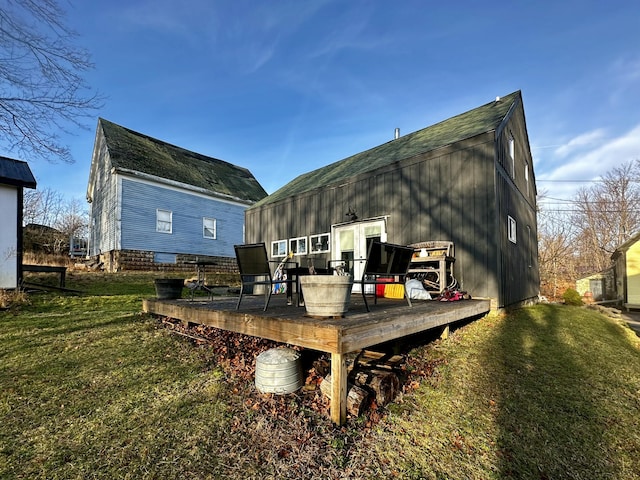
[[1, 275, 639, 479], [371, 306, 640, 479]]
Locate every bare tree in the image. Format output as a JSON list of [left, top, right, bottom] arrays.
[[54, 197, 88, 239], [572, 160, 640, 273], [23, 187, 88, 254], [538, 209, 579, 299], [23, 187, 65, 227], [537, 160, 640, 298], [0, 0, 103, 163]]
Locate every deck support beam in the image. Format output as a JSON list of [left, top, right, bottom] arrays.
[[330, 353, 347, 425]]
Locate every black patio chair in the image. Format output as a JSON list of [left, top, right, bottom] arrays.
[[360, 241, 414, 312], [234, 243, 297, 311]]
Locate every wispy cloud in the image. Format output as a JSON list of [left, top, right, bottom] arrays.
[[537, 124, 640, 200], [553, 129, 607, 158], [608, 54, 640, 103]]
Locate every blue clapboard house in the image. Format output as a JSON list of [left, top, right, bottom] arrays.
[[86, 119, 267, 272]]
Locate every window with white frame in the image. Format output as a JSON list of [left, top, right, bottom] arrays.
[[156, 209, 172, 233], [289, 236, 307, 255], [508, 133, 515, 178], [524, 162, 530, 195], [271, 240, 287, 257], [508, 215, 517, 244], [203, 217, 216, 239], [310, 233, 330, 253]]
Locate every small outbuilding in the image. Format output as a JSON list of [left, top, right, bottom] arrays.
[[575, 269, 615, 303], [245, 91, 539, 308], [0, 156, 37, 289]]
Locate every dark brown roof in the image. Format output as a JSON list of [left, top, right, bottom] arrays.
[[252, 91, 521, 208], [99, 118, 267, 203], [0, 156, 36, 188]]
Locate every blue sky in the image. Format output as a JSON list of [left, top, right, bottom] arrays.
[[18, 0, 640, 210]]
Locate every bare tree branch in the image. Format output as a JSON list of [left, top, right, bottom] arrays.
[[0, 0, 104, 163]]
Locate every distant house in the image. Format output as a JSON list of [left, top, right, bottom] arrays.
[[576, 269, 615, 302], [612, 232, 640, 309], [86, 119, 267, 272], [245, 91, 539, 308], [0, 157, 36, 289]]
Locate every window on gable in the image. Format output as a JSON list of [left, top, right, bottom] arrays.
[[156, 209, 172, 234], [508, 133, 515, 178], [271, 240, 287, 257], [525, 162, 530, 195], [203, 217, 216, 239], [289, 236, 307, 255], [310, 233, 330, 253], [508, 215, 517, 244]]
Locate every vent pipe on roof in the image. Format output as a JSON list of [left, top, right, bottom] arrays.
[[495, 96, 501, 102], [394, 128, 400, 139]]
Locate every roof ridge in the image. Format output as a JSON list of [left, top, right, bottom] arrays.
[[252, 91, 521, 208], [97, 118, 267, 203]]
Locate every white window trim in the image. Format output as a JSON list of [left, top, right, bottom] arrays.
[[508, 215, 517, 244], [156, 209, 172, 234], [271, 239, 287, 258], [289, 236, 308, 256], [203, 217, 217, 239], [310, 233, 331, 253]]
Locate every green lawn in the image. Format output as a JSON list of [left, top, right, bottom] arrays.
[[1, 273, 639, 479]]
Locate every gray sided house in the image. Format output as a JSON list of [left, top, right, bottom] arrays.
[[87, 119, 267, 272], [245, 91, 539, 308], [0, 157, 36, 289]]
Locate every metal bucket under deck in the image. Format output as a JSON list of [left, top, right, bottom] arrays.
[[255, 348, 303, 394]]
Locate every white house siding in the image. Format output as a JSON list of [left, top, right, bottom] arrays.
[[89, 162, 119, 256], [0, 185, 17, 288], [120, 178, 246, 257]]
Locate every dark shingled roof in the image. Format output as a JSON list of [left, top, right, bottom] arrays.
[[252, 91, 521, 208], [99, 118, 267, 203], [0, 156, 37, 189]]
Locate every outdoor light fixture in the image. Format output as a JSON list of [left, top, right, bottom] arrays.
[[345, 207, 358, 221]]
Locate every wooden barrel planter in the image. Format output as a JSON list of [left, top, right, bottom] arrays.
[[154, 278, 184, 299], [299, 275, 354, 317]]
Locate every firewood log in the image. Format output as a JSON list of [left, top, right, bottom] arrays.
[[352, 369, 399, 407], [320, 375, 370, 416]]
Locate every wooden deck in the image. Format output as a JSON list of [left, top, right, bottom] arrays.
[[142, 293, 490, 425]]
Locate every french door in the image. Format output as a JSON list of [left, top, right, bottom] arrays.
[[331, 219, 386, 292]]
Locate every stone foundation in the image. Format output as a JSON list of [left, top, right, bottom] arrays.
[[95, 249, 239, 274]]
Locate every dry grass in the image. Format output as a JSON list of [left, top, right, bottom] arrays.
[[1, 274, 639, 479], [0, 288, 29, 309], [22, 251, 75, 267]]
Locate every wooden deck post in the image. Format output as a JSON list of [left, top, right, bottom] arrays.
[[330, 352, 347, 425]]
